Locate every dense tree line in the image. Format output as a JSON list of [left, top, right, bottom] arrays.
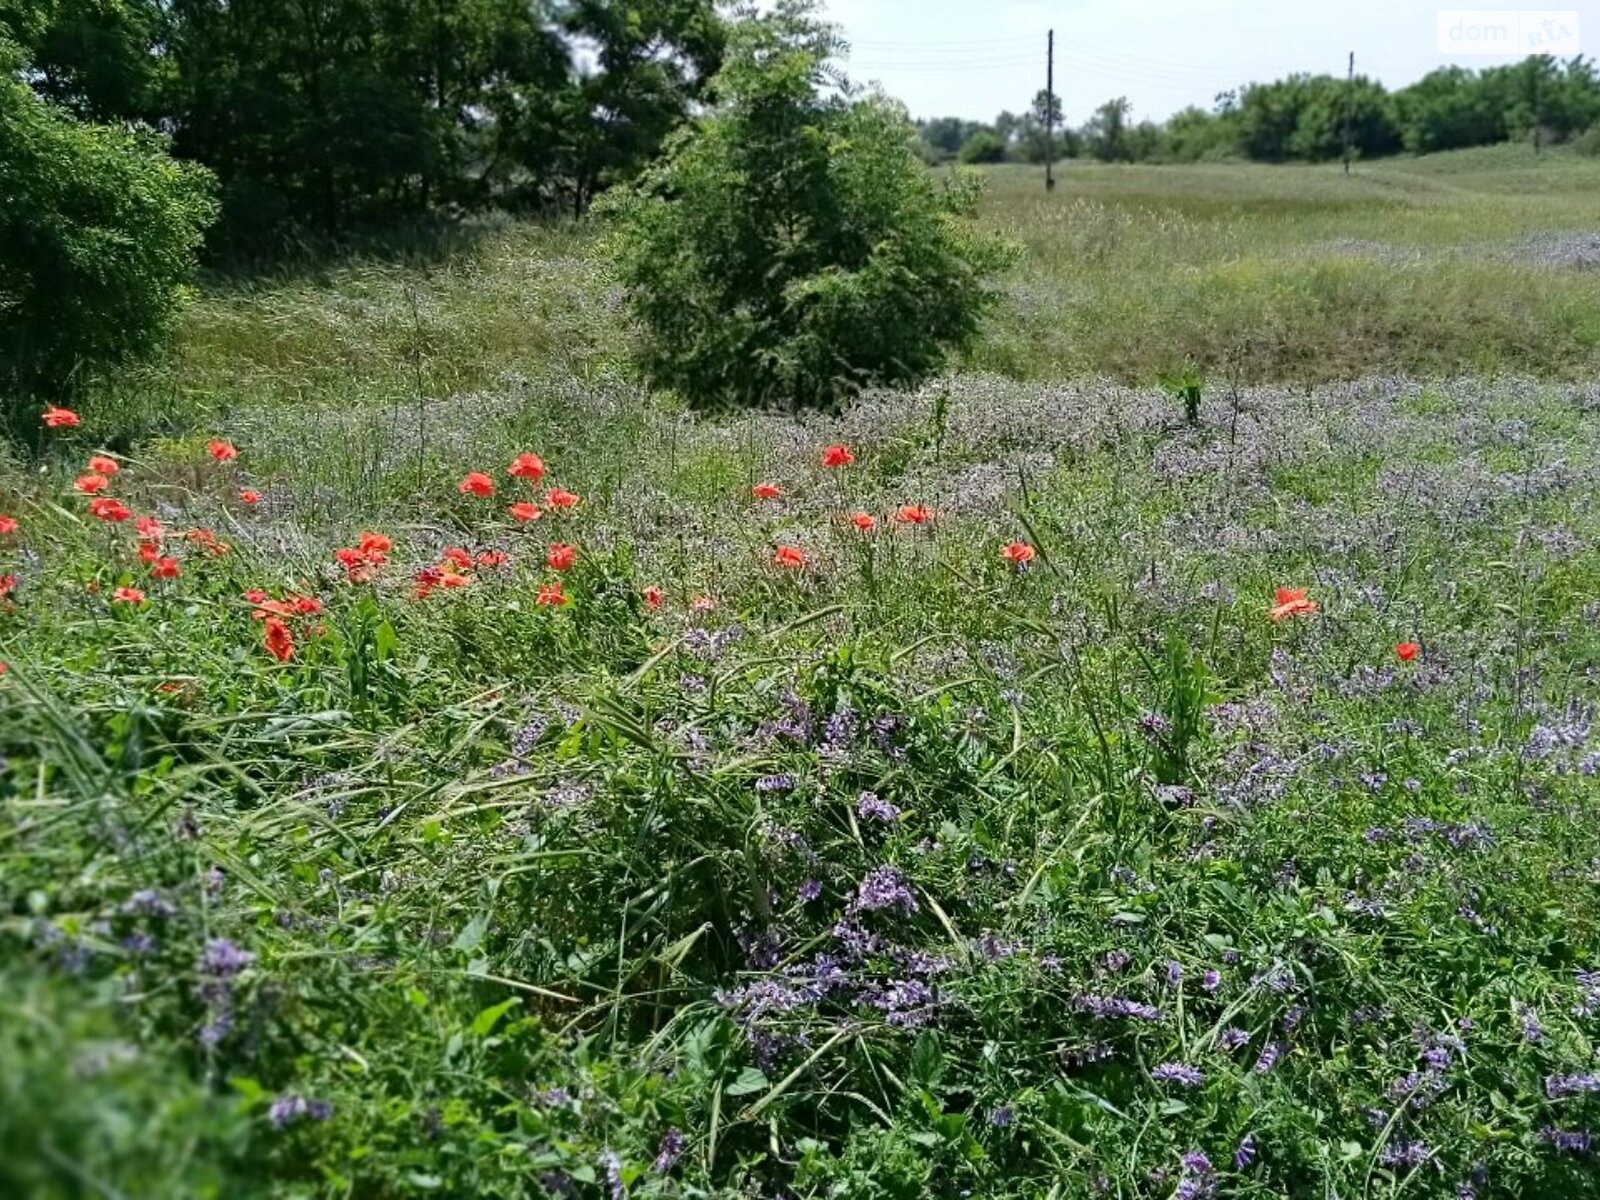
[[919, 54, 1600, 166], [3, 0, 723, 247]]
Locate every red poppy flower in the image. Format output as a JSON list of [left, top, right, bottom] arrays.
[[0, 575, 16, 600], [239, 489, 262, 506], [821, 444, 855, 468], [289, 594, 322, 615], [692, 595, 716, 612], [207, 439, 238, 462], [476, 550, 509, 568], [112, 586, 146, 604], [87, 455, 120, 476], [185, 528, 231, 556], [458, 472, 495, 497], [74, 473, 109, 495], [150, 556, 181, 580], [1268, 587, 1318, 622], [753, 482, 782, 500], [442, 546, 474, 570], [88, 497, 131, 523], [412, 567, 443, 600], [262, 616, 294, 662], [545, 487, 579, 509], [535, 582, 569, 606], [1001, 541, 1036, 564], [545, 542, 577, 572], [137, 542, 160, 563], [1395, 642, 1420, 663], [334, 548, 374, 581], [508, 452, 546, 481], [509, 502, 543, 523], [135, 516, 163, 541], [243, 589, 270, 604], [43, 405, 81, 428], [895, 504, 933, 525], [0, 661, 9, 675], [643, 585, 664, 611], [0, 516, 17, 536], [357, 531, 391, 561], [773, 545, 806, 569], [439, 568, 472, 589], [849, 512, 876, 531]]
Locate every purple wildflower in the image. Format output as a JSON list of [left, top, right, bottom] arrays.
[[1165, 960, 1184, 985], [852, 866, 917, 915], [857, 791, 901, 823], [652, 1129, 685, 1174], [988, 1105, 1015, 1128], [756, 774, 796, 793], [798, 879, 822, 903], [1540, 1126, 1595, 1154], [1216, 1026, 1250, 1050], [1152, 1062, 1204, 1087], [1202, 969, 1222, 992], [1233, 1134, 1256, 1169], [600, 1150, 626, 1199], [268, 1095, 333, 1129], [1547, 1074, 1600, 1098], [1075, 993, 1164, 1023], [1380, 1140, 1432, 1168], [1253, 1042, 1284, 1073]]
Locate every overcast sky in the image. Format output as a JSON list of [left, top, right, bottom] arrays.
[[822, 0, 1593, 122]]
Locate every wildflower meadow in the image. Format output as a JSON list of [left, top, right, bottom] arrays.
[[6, 363, 1600, 1197]]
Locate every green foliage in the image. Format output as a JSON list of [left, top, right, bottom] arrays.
[[1083, 95, 1133, 162], [602, 1, 1013, 411], [0, 46, 216, 413], [957, 129, 1007, 164]]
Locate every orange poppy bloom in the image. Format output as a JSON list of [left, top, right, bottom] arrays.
[[692, 595, 716, 612], [239, 489, 262, 505], [138, 542, 161, 564], [545, 487, 579, 509], [546, 543, 577, 572], [508, 452, 546, 480], [476, 550, 509, 568], [895, 504, 933, 525], [642, 585, 664, 610], [0, 575, 16, 600], [1268, 587, 1318, 622], [0, 661, 9, 674], [88, 497, 132, 523], [112, 586, 146, 604], [43, 405, 81, 428], [334, 547, 374, 581], [849, 512, 876, 531], [411, 567, 443, 600], [150, 556, 181, 580], [442, 546, 474, 570], [439, 568, 473, 589], [87, 455, 120, 476], [207, 439, 238, 462], [509, 502, 543, 523], [185, 528, 231, 556], [1395, 642, 1420, 662], [74, 473, 109, 495], [1001, 541, 1036, 564], [821, 443, 855, 468], [773, 545, 806, 568], [243, 589, 270, 604], [753, 482, 782, 500], [289, 594, 322, 615], [134, 516, 163, 541], [0, 516, 17, 536], [535, 582, 569, 606], [262, 616, 294, 662], [357, 531, 391, 559], [458, 472, 495, 497]]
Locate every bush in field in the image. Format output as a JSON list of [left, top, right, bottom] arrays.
[[957, 130, 1007, 164], [601, 0, 1013, 411], [0, 43, 215, 419]]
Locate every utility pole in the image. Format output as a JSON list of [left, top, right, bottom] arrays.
[[1045, 29, 1056, 190], [1342, 51, 1355, 174]]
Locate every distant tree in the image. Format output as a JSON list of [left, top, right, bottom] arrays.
[[1083, 95, 1132, 162], [958, 129, 1006, 163], [1161, 104, 1238, 161], [1030, 87, 1062, 129], [603, 0, 1013, 411], [0, 0, 162, 120], [1289, 75, 1401, 161], [1394, 65, 1507, 153]]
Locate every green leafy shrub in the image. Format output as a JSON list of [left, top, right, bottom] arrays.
[[1574, 123, 1600, 155], [957, 129, 1008, 164], [601, 0, 1013, 411], [0, 44, 216, 420]]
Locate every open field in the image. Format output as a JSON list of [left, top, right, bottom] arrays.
[[6, 152, 1600, 1197]]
